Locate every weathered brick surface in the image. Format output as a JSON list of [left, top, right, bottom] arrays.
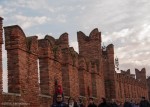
[[147, 77, 150, 100], [103, 44, 117, 100], [77, 28, 105, 105], [0, 17, 149, 107], [115, 69, 149, 103], [0, 17, 3, 107]]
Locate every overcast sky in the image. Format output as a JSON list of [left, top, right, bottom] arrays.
[[0, 0, 150, 92]]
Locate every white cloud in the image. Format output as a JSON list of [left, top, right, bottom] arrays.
[[70, 41, 78, 53], [1, 0, 150, 78], [0, 5, 16, 16], [103, 24, 150, 75], [15, 15, 51, 29], [56, 15, 67, 23], [5, 0, 48, 10], [0, 5, 4, 15]]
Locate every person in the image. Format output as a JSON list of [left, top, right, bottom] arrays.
[[139, 97, 150, 107], [56, 85, 63, 95], [123, 98, 132, 107], [110, 99, 118, 107], [88, 97, 97, 107], [51, 94, 67, 107], [67, 97, 78, 107], [78, 98, 84, 107], [133, 103, 139, 107], [53, 84, 64, 103], [98, 97, 110, 107], [130, 100, 135, 107]]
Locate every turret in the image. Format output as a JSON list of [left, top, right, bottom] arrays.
[[135, 68, 146, 83]]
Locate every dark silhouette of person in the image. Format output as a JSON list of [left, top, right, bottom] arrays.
[[139, 97, 150, 107], [88, 97, 97, 107], [98, 98, 110, 107], [51, 94, 67, 107]]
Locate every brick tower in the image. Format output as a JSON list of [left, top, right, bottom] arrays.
[[4, 25, 40, 106], [135, 68, 148, 98], [102, 44, 117, 100], [135, 68, 147, 84], [77, 28, 105, 99]]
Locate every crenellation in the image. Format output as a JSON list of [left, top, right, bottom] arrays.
[[121, 69, 131, 76], [4, 25, 27, 51], [58, 32, 69, 49], [106, 44, 114, 54], [38, 39, 54, 59], [135, 68, 147, 84], [26, 36, 38, 54], [77, 31, 88, 42], [44, 35, 56, 46], [0, 18, 149, 106], [89, 28, 101, 42]]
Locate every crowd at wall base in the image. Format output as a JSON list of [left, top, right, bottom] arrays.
[[51, 94, 150, 107], [0, 17, 149, 107]]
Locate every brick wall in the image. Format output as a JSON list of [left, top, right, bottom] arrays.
[[147, 77, 150, 100], [0, 17, 149, 107]]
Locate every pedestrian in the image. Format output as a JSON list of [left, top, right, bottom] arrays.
[[67, 97, 78, 107], [110, 99, 118, 107], [53, 84, 64, 103], [88, 97, 97, 107], [51, 94, 67, 107], [78, 98, 84, 107], [139, 97, 150, 107], [98, 97, 110, 107], [123, 98, 132, 107]]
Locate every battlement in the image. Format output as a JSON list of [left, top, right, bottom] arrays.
[[4, 25, 27, 50], [106, 44, 114, 54], [77, 28, 101, 42], [135, 68, 146, 73], [135, 68, 146, 84], [0, 17, 149, 106], [121, 69, 131, 75], [77, 28, 102, 62], [44, 33, 69, 49]]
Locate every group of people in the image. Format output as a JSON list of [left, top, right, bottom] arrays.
[[89, 97, 150, 107], [51, 94, 83, 107], [51, 85, 150, 107], [51, 94, 150, 107]]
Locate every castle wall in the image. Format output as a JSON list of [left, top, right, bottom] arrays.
[[0, 17, 149, 107], [116, 69, 149, 103], [147, 77, 150, 100]]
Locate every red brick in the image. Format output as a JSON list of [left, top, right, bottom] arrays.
[[0, 18, 149, 107]]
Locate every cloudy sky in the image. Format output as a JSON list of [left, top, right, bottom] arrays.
[[0, 0, 150, 91]]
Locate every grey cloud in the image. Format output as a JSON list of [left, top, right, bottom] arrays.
[[0, 0, 150, 77]]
